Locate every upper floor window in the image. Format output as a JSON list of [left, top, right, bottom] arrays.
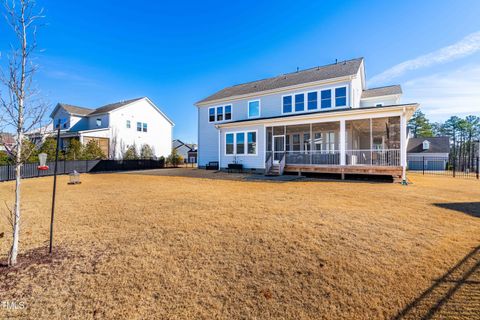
[[126, 120, 131, 128], [335, 87, 347, 107], [96, 118, 102, 127], [307, 92, 318, 110], [137, 122, 142, 132], [248, 100, 260, 118], [321, 90, 331, 109], [143, 123, 148, 132], [209, 107, 215, 122], [295, 93, 304, 112], [225, 105, 232, 120], [217, 106, 223, 121], [283, 96, 292, 113]]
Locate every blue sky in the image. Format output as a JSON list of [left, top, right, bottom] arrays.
[[1, 0, 479, 142]]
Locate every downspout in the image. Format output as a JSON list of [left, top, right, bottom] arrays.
[[401, 107, 407, 185], [217, 125, 221, 170]]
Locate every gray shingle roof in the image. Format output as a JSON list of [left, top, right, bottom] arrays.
[[58, 98, 144, 116], [197, 58, 364, 104], [58, 103, 93, 115], [88, 98, 144, 115], [361, 85, 402, 99], [407, 137, 450, 154]]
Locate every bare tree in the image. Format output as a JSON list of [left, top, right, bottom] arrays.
[[0, 0, 47, 266]]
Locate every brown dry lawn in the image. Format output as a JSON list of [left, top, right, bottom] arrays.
[[0, 170, 479, 320]]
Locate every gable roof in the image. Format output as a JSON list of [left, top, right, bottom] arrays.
[[88, 97, 144, 115], [361, 85, 402, 99], [173, 139, 196, 152], [196, 58, 364, 105], [407, 136, 450, 154], [57, 103, 93, 116]]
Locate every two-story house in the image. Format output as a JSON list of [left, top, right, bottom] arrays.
[[46, 97, 174, 158], [195, 58, 418, 181]]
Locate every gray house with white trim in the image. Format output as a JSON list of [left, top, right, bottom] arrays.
[[407, 137, 450, 170], [195, 58, 418, 180]]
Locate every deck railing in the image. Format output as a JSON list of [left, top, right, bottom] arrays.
[[346, 149, 400, 166], [285, 151, 340, 165], [267, 149, 401, 167]]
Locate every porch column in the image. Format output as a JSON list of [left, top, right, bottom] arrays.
[[400, 111, 407, 183], [340, 119, 346, 165]]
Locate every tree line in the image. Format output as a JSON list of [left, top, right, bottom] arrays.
[[408, 110, 480, 169]]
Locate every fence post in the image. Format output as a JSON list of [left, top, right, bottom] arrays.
[[452, 155, 456, 178], [477, 156, 479, 180], [7, 164, 10, 181], [85, 159, 88, 173], [422, 156, 425, 175]]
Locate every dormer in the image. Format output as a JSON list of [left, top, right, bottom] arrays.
[[422, 140, 430, 150]]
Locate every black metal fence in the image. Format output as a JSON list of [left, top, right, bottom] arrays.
[[0, 159, 165, 182], [408, 156, 479, 179]]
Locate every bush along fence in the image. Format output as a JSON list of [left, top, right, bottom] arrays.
[[407, 156, 479, 179], [0, 159, 165, 182]]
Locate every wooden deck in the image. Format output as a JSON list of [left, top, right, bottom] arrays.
[[284, 164, 403, 179]]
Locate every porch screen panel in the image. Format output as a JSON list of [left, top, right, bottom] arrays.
[[286, 124, 311, 164], [311, 122, 340, 165], [345, 119, 371, 165], [371, 116, 401, 166]]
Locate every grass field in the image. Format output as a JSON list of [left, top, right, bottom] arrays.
[[0, 170, 479, 319]]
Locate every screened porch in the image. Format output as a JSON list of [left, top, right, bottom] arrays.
[[265, 116, 401, 168]]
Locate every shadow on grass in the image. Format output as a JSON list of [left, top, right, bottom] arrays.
[[434, 202, 480, 218], [393, 245, 480, 320]]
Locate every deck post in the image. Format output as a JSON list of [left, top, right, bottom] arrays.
[[400, 111, 407, 184], [340, 119, 346, 166]]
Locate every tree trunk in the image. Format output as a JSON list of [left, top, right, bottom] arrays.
[[8, 132, 23, 266]]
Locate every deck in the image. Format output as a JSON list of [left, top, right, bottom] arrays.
[[284, 164, 403, 179]]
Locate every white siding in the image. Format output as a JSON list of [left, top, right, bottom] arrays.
[[108, 99, 172, 159]]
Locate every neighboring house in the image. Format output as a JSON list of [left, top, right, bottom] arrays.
[[172, 139, 197, 163], [0, 132, 15, 153], [30, 97, 174, 159], [195, 58, 418, 180], [407, 137, 450, 170]]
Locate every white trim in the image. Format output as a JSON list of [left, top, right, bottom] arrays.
[[360, 94, 401, 101], [217, 104, 418, 129], [248, 99, 261, 118], [224, 130, 258, 156], [196, 75, 355, 107], [209, 104, 233, 123], [281, 84, 350, 116]]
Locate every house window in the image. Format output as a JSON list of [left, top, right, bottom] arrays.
[[209, 107, 215, 122], [236, 132, 245, 154], [307, 92, 318, 110], [137, 122, 142, 131], [375, 103, 383, 107], [226, 133, 234, 154], [247, 132, 256, 154], [143, 123, 147, 132], [295, 93, 304, 112], [96, 118, 102, 126], [225, 105, 232, 120], [248, 100, 260, 118], [217, 106, 223, 121], [321, 90, 331, 109], [283, 95, 292, 113], [126, 120, 131, 128], [335, 87, 347, 107], [292, 134, 300, 151]]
